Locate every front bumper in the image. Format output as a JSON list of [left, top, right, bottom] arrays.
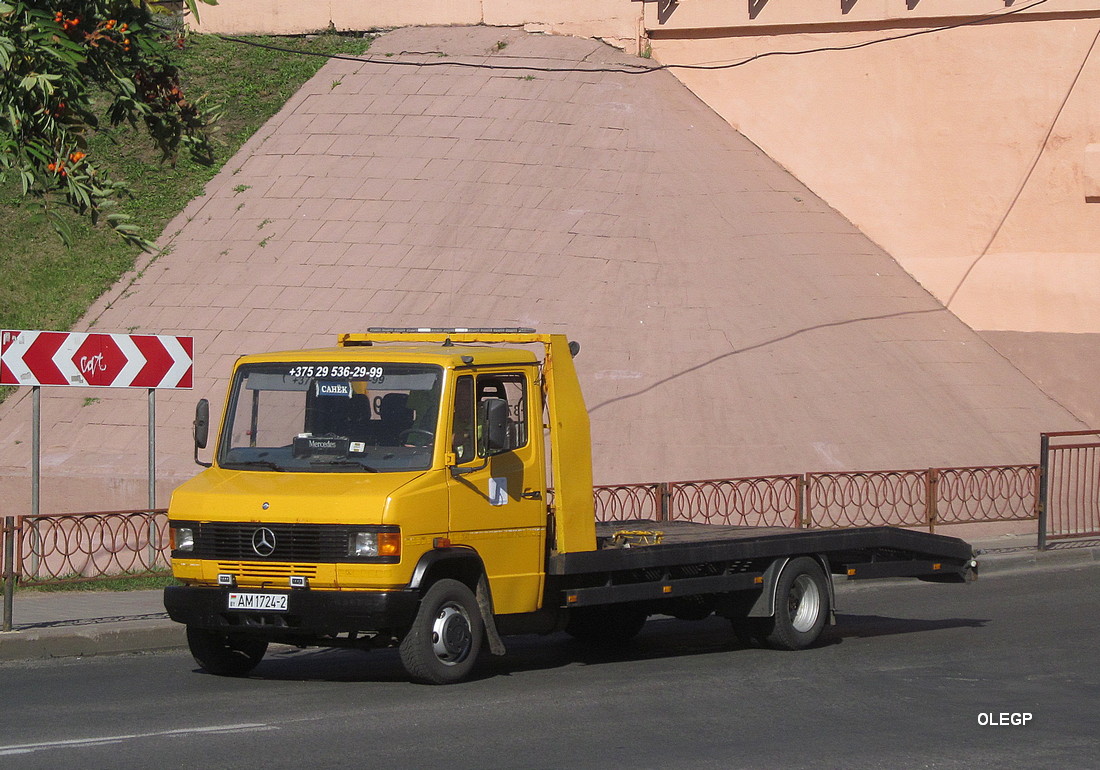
[[163, 585, 420, 639]]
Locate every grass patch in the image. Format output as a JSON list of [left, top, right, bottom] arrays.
[[17, 567, 181, 592], [0, 32, 373, 404]]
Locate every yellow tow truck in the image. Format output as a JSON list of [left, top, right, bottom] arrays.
[[164, 328, 975, 684]]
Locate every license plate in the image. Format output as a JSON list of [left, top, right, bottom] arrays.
[[228, 592, 288, 611]]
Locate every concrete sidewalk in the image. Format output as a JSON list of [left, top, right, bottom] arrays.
[[0, 588, 182, 662], [1, 534, 1097, 663]]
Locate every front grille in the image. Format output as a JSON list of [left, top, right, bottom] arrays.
[[195, 522, 348, 561], [217, 561, 319, 579]]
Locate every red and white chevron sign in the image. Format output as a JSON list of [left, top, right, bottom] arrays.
[[0, 330, 193, 389]]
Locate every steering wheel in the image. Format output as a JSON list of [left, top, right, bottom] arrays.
[[398, 427, 434, 446]]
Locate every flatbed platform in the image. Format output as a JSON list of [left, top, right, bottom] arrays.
[[549, 520, 975, 579]]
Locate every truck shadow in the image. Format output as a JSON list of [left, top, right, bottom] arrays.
[[233, 612, 988, 684], [830, 613, 988, 640]]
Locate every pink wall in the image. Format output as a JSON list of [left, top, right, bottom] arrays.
[[193, 1, 1100, 335], [646, 2, 1100, 335], [190, 0, 642, 52]]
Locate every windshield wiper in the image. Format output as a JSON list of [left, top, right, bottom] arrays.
[[308, 459, 379, 472], [224, 460, 286, 472]]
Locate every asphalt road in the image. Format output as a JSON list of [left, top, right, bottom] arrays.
[[2, 565, 1098, 769]]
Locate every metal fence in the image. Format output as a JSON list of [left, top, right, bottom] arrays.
[[668, 476, 803, 528], [1040, 431, 1100, 546], [593, 464, 1040, 534], [591, 477, 803, 527], [804, 465, 1039, 531], [1, 509, 169, 587], [593, 483, 664, 522]]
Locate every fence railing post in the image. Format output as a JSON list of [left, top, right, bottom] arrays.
[[1038, 433, 1050, 550], [657, 482, 671, 522], [927, 469, 939, 534], [799, 475, 809, 528], [3, 515, 15, 632]]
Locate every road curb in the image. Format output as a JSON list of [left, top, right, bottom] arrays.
[[0, 620, 185, 662], [974, 544, 1100, 575]]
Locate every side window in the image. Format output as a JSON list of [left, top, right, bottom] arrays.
[[452, 375, 475, 462], [477, 373, 527, 453]]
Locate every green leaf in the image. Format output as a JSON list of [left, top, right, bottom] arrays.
[[19, 72, 61, 94], [45, 208, 73, 246], [22, 145, 49, 163]]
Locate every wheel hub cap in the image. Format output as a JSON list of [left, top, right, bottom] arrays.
[[431, 603, 472, 665], [789, 574, 821, 633]]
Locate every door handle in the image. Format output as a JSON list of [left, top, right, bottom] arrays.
[[521, 489, 542, 500]]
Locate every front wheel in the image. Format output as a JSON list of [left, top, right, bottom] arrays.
[[762, 557, 830, 650], [186, 627, 268, 677], [399, 579, 484, 684]]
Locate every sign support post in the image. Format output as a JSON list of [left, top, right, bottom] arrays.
[[30, 386, 40, 578], [2, 516, 14, 632], [148, 387, 157, 567], [31, 386, 39, 517]]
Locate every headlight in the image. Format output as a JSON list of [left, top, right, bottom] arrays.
[[349, 531, 378, 557], [347, 530, 401, 559], [174, 526, 195, 552]]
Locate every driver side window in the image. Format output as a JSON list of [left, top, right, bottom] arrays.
[[477, 373, 527, 453]]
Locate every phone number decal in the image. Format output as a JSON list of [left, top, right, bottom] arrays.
[[286, 365, 384, 382]]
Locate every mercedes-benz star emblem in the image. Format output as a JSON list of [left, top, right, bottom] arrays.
[[252, 527, 277, 557]]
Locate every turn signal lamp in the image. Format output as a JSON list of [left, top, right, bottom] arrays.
[[378, 532, 401, 558]]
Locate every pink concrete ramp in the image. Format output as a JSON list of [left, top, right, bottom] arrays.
[[0, 26, 1084, 512]]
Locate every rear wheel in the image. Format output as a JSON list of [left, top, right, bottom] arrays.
[[399, 579, 484, 685], [762, 557, 830, 650], [186, 627, 268, 677]]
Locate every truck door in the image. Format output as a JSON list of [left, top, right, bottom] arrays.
[[446, 370, 546, 615]]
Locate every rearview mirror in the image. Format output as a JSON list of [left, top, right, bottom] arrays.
[[194, 398, 210, 450], [193, 399, 212, 468], [479, 397, 510, 455]]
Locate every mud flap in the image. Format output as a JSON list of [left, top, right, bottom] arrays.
[[476, 573, 506, 656]]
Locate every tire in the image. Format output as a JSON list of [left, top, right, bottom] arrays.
[[762, 557, 830, 651], [565, 604, 648, 647], [186, 627, 268, 677], [399, 579, 484, 685]]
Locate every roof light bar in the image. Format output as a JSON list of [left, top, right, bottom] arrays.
[[366, 327, 537, 334]]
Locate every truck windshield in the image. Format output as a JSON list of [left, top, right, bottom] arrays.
[[218, 362, 442, 473]]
